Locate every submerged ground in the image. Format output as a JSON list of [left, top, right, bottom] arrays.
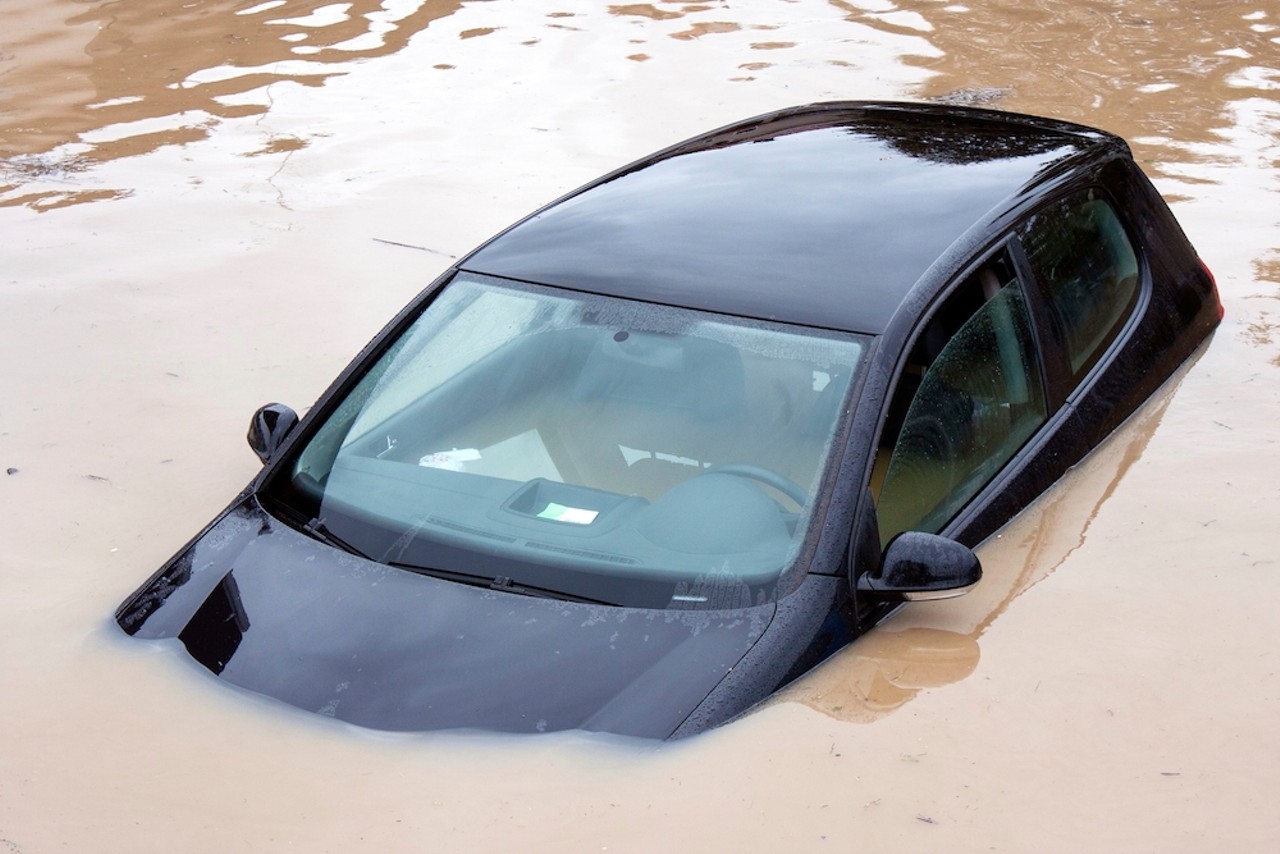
[[2, 1, 1278, 850]]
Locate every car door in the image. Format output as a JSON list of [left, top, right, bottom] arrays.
[[871, 245, 1051, 548], [867, 184, 1146, 553]]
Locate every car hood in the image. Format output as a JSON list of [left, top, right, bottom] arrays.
[[117, 499, 775, 739]]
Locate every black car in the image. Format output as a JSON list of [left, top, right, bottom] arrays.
[[117, 102, 1221, 739]]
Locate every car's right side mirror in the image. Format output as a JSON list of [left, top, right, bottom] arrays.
[[857, 530, 981, 601]]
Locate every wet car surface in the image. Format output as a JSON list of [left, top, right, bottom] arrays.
[[7, 0, 1280, 849], [114, 101, 1220, 739]]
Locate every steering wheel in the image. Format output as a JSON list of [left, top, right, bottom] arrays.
[[705, 464, 809, 508]]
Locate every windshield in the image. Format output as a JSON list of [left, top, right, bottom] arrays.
[[266, 273, 868, 609]]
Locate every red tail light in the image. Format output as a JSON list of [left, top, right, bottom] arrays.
[[1200, 258, 1224, 320]]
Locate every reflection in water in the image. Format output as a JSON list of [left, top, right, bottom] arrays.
[[838, 1, 1280, 185], [1, 0, 943, 211], [778, 361, 1191, 722], [3, 0, 1275, 212], [608, 5, 684, 23], [1254, 253, 1280, 291], [2, 0, 1279, 847], [0, 0, 462, 208], [779, 628, 980, 723]]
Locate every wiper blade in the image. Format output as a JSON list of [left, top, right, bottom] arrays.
[[388, 563, 615, 606], [295, 516, 614, 604], [490, 574, 618, 606], [302, 517, 372, 561]]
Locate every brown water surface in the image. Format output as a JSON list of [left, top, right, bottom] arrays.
[[2, 0, 1278, 850]]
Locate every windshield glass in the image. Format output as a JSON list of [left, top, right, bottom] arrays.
[[268, 273, 868, 609]]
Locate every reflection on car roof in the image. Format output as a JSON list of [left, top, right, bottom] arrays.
[[465, 101, 1117, 335]]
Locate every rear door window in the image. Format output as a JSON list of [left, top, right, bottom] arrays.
[[1019, 189, 1140, 382]]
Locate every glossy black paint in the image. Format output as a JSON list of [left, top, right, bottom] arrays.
[[246, 403, 299, 464], [119, 496, 830, 738], [859, 155, 1219, 554], [860, 531, 982, 599], [467, 103, 1104, 334], [116, 102, 1220, 739]]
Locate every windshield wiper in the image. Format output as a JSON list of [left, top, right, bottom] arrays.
[[302, 517, 372, 561], [489, 574, 617, 605], [387, 563, 615, 606], [297, 516, 613, 604]]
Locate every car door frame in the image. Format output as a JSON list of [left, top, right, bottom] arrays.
[[845, 162, 1157, 627]]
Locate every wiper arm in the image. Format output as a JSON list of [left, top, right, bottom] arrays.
[[296, 515, 614, 604], [293, 515, 611, 602], [303, 517, 372, 561], [387, 563, 615, 606], [490, 574, 617, 606]]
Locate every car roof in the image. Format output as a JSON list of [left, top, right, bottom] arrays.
[[463, 101, 1123, 335]]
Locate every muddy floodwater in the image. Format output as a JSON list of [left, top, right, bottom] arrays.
[[2, 0, 1278, 850]]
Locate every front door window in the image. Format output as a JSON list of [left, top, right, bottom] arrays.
[[875, 253, 1048, 544]]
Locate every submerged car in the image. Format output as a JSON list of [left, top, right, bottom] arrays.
[[117, 102, 1220, 739]]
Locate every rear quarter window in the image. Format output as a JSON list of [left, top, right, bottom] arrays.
[[1019, 189, 1141, 381]]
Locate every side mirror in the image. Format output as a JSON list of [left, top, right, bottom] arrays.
[[857, 530, 981, 601], [246, 403, 299, 464]]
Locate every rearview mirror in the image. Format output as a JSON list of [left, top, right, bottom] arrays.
[[247, 403, 299, 464], [857, 530, 981, 601]]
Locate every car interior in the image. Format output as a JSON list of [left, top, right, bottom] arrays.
[[287, 277, 866, 602]]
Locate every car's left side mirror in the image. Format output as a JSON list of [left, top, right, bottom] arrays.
[[247, 403, 299, 464], [857, 530, 981, 601]]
